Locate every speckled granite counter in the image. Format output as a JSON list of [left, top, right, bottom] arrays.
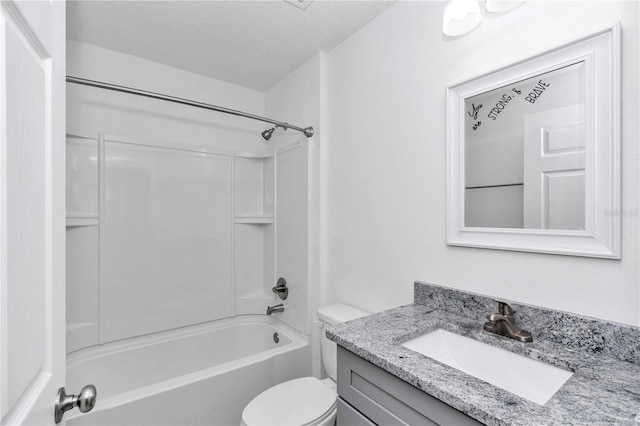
[[327, 282, 640, 425]]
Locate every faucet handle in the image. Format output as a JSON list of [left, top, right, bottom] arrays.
[[496, 301, 515, 316], [272, 277, 288, 300]]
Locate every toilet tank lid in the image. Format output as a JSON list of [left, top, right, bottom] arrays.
[[317, 303, 369, 325]]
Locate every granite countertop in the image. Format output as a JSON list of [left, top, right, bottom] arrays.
[[327, 303, 640, 425]]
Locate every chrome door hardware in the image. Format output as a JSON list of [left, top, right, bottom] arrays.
[[54, 385, 97, 423], [272, 277, 288, 300]]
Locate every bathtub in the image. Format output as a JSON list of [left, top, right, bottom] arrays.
[[65, 316, 310, 425]]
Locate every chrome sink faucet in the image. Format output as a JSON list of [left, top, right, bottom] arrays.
[[484, 301, 533, 342]]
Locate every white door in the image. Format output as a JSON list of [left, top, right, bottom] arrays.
[[1, 1, 66, 425], [523, 104, 586, 230]]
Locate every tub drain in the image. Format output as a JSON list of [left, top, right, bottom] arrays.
[[273, 332, 280, 343]]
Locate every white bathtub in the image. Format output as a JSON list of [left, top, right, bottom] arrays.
[[65, 316, 310, 425]]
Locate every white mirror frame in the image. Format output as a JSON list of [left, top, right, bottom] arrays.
[[447, 23, 620, 258]]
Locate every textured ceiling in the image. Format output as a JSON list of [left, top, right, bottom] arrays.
[[67, 0, 396, 91]]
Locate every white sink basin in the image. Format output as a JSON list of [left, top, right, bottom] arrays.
[[401, 329, 573, 405]]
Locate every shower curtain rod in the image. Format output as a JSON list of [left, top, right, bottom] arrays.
[[66, 76, 314, 138]]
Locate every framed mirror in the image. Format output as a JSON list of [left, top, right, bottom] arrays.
[[447, 24, 620, 258]]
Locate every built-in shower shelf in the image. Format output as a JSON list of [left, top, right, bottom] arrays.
[[235, 151, 274, 159], [235, 215, 274, 224], [66, 213, 100, 227]]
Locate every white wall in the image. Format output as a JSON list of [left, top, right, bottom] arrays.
[[67, 40, 267, 151], [322, 1, 640, 326]]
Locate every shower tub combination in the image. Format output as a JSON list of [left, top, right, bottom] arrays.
[[65, 316, 309, 425], [65, 72, 313, 426]]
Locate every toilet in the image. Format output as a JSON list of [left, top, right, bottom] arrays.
[[241, 303, 369, 426]]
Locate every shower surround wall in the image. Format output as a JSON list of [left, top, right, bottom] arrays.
[[66, 40, 310, 353], [265, 53, 324, 378]]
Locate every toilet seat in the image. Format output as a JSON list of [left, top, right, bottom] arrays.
[[241, 377, 336, 426]]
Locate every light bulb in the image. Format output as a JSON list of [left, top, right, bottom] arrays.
[[442, 0, 482, 37]]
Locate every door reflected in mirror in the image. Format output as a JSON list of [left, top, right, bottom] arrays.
[[464, 62, 585, 230]]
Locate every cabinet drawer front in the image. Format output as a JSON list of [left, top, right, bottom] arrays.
[[337, 347, 482, 426], [337, 397, 377, 426]]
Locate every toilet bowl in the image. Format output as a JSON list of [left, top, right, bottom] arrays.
[[240, 303, 368, 426], [240, 377, 336, 426]]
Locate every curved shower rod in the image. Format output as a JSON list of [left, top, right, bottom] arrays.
[[66, 76, 314, 140]]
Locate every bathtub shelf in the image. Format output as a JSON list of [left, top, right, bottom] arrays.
[[235, 215, 274, 224], [66, 216, 100, 227], [234, 155, 274, 219], [234, 152, 276, 315]]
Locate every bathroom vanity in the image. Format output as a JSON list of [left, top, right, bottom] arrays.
[[336, 346, 482, 425], [328, 282, 640, 425]]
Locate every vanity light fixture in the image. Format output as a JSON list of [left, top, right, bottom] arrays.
[[442, 0, 526, 36], [485, 0, 525, 13], [442, 0, 482, 37]]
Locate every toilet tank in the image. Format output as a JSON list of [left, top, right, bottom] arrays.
[[317, 303, 369, 381]]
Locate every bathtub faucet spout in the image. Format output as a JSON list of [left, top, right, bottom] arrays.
[[266, 304, 284, 315]]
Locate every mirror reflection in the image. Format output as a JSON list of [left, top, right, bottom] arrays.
[[464, 62, 586, 230]]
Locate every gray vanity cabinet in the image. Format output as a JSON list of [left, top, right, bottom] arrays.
[[336, 347, 483, 426]]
